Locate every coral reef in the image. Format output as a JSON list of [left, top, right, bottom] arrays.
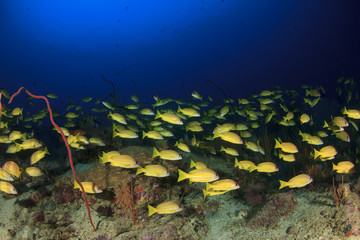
[[247, 191, 296, 228]]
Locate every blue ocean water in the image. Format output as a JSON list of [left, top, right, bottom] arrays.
[[0, 1, 360, 239]]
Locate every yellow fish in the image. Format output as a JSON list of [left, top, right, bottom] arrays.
[[191, 91, 202, 101], [220, 146, 239, 156], [53, 127, 70, 137], [11, 107, 23, 116], [249, 162, 279, 173], [0, 168, 14, 181], [335, 131, 350, 142], [136, 165, 169, 177], [245, 141, 260, 152], [113, 129, 138, 139], [74, 181, 102, 194], [2, 161, 21, 178], [299, 113, 311, 124], [30, 147, 50, 165], [343, 107, 360, 119], [99, 152, 139, 168], [8, 131, 26, 141], [152, 147, 182, 161], [234, 159, 255, 171], [206, 179, 240, 191], [19, 138, 43, 150], [82, 96, 92, 102], [155, 110, 183, 125], [177, 106, 200, 117], [213, 131, 243, 144], [314, 146, 337, 161], [159, 129, 174, 137], [140, 108, 155, 116], [25, 167, 43, 177], [148, 201, 183, 216], [213, 123, 236, 134], [178, 168, 219, 183], [175, 141, 190, 153], [279, 153, 296, 162], [279, 174, 313, 189], [0, 181, 17, 194], [102, 101, 114, 110], [332, 161, 355, 174], [190, 160, 208, 170], [6, 144, 22, 154], [274, 139, 298, 153], [65, 112, 79, 118], [108, 112, 127, 125], [89, 138, 105, 146], [46, 93, 58, 99], [142, 131, 163, 140], [186, 124, 203, 132], [0, 135, 11, 144]]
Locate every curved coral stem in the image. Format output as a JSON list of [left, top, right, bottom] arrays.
[[8, 87, 96, 231]]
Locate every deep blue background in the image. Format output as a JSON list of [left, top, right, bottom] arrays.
[[0, 0, 359, 106]]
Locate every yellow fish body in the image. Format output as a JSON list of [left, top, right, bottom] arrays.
[[250, 162, 279, 173], [25, 167, 43, 177], [152, 147, 182, 161], [30, 147, 50, 165], [148, 201, 183, 216], [234, 159, 255, 171], [0, 181, 17, 194], [274, 139, 298, 153], [213, 131, 243, 144], [2, 161, 21, 178], [155, 110, 183, 125], [142, 131, 163, 140], [279, 174, 313, 189], [178, 168, 219, 183], [332, 161, 355, 174], [220, 146, 239, 156], [175, 141, 190, 153], [136, 165, 169, 177], [74, 181, 102, 194]]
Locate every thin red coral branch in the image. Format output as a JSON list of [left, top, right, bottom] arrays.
[[8, 87, 96, 231]]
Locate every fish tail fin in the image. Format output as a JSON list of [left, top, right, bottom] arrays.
[[279, 180, 288, 190], [99, 152, 107, 164], [190, 159, 196, 169], [274, 139, 281, 149], [220, 145, 225, 152], [152, 147, 159, 158], [234, 158, 239, 168], [177, 105, 182, 113], [249, 165, 257, 173], [44, 147, 50, 155], [332, 163, 337, 172], [323, 121, 329, 128], [155, 110, 161, 119], [306, 89, 310, 96], [142, 131, 147, 139], [177, 169, 188, 182], [136, 167, 144, 175], [205, 182, 211, 191], [107, 112, 112, 118], [343, 107, 348, 115], [74, 180, 79, 189], [203, 189, 208, 200], [148, 204, 156, 217], [313, 149, 320, 159]]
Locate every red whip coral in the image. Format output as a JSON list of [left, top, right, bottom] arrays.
[[8, 87, 96, 231]]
